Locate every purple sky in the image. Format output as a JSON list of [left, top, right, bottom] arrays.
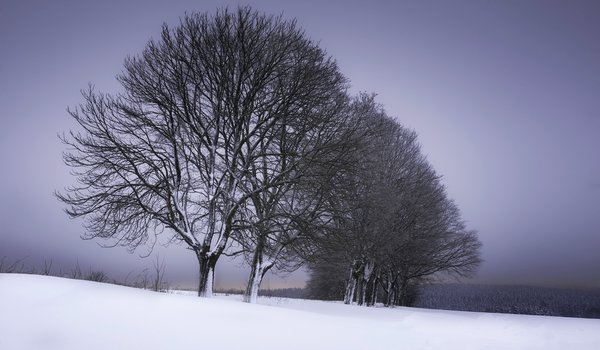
[[1, 0, 599, 289]]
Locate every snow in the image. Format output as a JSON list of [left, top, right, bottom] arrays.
[[2, 274, 600, 350]]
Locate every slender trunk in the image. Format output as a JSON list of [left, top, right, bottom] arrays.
[[356, 273, 365, 306], [381, 270, 391, 307], [243, 265, 263, 303], [343, 266, 357, 304], [197, 145, 219, 299], [366, 270, 378, 307], [385, 278, 394, 307], [243, 239, 267, 303], [358, 260, 374, 306], [389, 287, 396, 306]]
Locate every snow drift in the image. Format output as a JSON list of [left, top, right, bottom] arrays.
[[1, 274, 599, 349]]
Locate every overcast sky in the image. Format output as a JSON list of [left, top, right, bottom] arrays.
[[1, 0, 599, 289]]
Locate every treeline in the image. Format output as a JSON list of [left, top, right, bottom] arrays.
[[415, 284, 600, 319], [57, 6, 481, 304], [218, 284, 600, 319]]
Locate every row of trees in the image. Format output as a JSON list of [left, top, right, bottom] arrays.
[[304, 96, 481, 306], [58, 6, 480, 304]]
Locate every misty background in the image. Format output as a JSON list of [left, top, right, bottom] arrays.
[[1, 0, 599, 289]]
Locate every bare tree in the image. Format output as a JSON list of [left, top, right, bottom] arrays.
[[42, 259, 53, 276], [151, 255, 167, 292], [132, 268, 150, 290], [58, 7, 349, 297], [0, 256, 29, 273], [85, 269, 109, 283], [378, 163, 482, 306], [234, 101, 357, 303], [68, 260, 83, 280]]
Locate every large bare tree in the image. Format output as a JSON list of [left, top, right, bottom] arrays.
[[58, 7, 348, 297]]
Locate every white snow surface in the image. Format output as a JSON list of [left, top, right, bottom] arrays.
[[2, 274, 599, 350]]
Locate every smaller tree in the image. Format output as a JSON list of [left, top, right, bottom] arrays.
[[85, 270, 109, 283], [151, 255, 167, 292]]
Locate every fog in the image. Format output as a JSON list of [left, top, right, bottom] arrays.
[[1, 0, 599, 289]]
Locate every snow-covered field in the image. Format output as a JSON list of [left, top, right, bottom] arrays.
[[1, 274, 599, 349]]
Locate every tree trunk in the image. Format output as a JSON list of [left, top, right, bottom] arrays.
[[366, 270, 378, 307], [357, 280, 364, 305], [243, 266, 263, 303], [385, 278, 395, 307], [344, 266, 357, 304], [361, 261, 375, 306], [356, 273, 365, 306], [196, 250, 217, 297], [243, 239, 272, 303]]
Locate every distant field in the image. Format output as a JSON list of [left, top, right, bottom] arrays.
[[415, 284, 600, 319]]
